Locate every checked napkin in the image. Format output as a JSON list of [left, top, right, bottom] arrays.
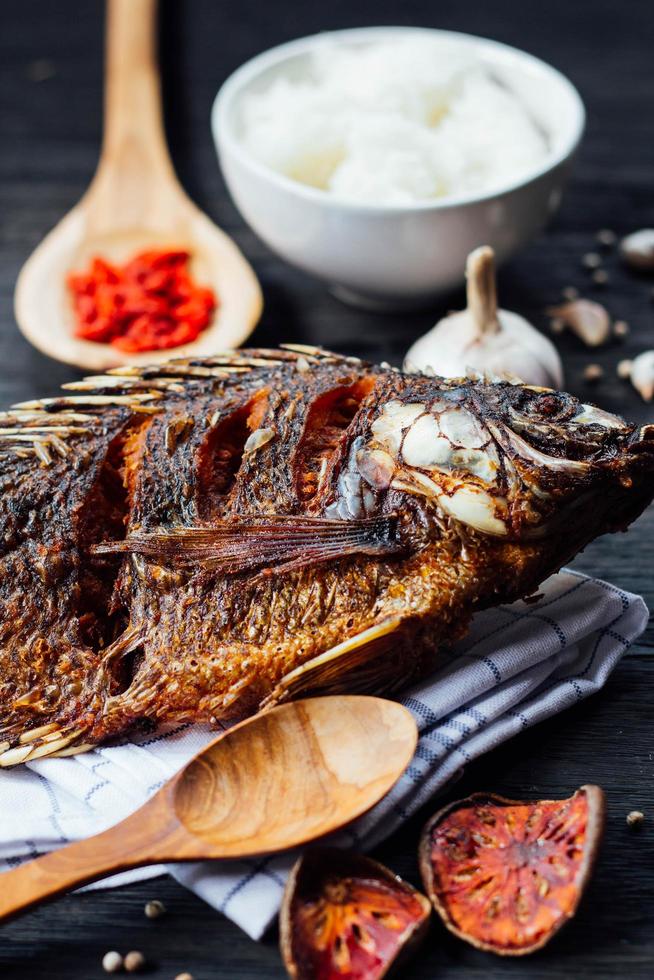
[[0, 568, 647, 940]]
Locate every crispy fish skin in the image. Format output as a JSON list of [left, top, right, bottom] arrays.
[[0, 347, 652, 765]]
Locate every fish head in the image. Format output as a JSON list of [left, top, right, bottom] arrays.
[[357, 379, 654, 541]]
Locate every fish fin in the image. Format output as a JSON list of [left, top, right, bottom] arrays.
[[97, 625, 146, 683], [48, 743, 94, 759], [92, 515, 402, 577], [261, 617, 407, 707], [0, 722, 90, 767]]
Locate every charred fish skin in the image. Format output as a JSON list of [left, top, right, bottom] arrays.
[[0, 347, 652, 766]]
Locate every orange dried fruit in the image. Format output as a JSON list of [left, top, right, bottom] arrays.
[[419, 785, 604, 956], [280, 847, 431, 979]]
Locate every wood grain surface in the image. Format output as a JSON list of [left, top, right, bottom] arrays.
[[1, 0, 653, 977]]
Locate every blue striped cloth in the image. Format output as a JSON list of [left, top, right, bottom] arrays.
[[0, 569, 647, 939]]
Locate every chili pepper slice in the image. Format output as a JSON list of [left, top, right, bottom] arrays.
[[67, 248, 217, 353]]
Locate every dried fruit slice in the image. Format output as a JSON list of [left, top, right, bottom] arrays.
[[280, 848, 431, 979], [419, 785, 604, 956]]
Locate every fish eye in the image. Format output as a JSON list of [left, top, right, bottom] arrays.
[[523, 391, 575, 422]]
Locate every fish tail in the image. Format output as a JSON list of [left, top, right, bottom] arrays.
[[0, 720, 93, 767], [0, 627, 149, 767]]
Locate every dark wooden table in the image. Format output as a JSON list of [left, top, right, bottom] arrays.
[[1, 0, 653, 977]]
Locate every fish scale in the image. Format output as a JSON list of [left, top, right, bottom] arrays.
[[0, 346, 652, 766]]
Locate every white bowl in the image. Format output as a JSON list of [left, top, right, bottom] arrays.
[[212, 27, 585, 310]]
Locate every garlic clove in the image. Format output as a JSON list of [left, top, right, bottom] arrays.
[[628, 351, 654, 402], [405, 246, 563, 389], [617, 359, 633, 381], [620, 229, 654, 271], [545, 299, 611, 347]]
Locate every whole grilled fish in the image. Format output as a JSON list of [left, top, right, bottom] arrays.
[[0, 345, 652, 766]]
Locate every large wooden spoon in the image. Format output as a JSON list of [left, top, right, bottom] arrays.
[[0, 696, 416, 923], [14, 0, 262, 372]]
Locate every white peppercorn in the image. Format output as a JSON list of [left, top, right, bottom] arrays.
[[124, 950, 146, 973], [102, 951, 123, 974]]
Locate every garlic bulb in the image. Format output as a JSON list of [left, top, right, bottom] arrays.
[[404, 246, 564, 389], [618, 351, 654, 402]]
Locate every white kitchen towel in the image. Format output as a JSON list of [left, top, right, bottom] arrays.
[[0, 568, 647, 940]]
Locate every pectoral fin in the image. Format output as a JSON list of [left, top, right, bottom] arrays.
[[261, 617, 407, 706], [92, 514, 402, 577]]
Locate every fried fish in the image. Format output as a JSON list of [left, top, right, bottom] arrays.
[[0, 346, 652, 765]]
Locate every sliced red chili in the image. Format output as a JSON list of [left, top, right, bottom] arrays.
[[67, 248, 217, 353]]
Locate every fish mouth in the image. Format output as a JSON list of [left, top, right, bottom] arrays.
[[490, 417, 654, 471], [486, 422, 591, 476], [628, 423, 654, 454]]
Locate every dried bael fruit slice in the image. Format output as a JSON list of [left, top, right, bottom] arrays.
[[419, 785, 604, 956], [280, 847, 431, 979]]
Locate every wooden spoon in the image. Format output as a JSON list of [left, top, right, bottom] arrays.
[[0, 696, 417, 923], [14, 0, 262, 373]]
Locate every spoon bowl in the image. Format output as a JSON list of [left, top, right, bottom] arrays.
[[14, 0, 262, 372], [15, 202, 262, 373], [173, 696, 416, 854], [0, 696, 417, 922]]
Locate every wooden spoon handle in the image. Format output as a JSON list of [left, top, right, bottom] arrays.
[[0, 801, 181, 923], [96, 0, 174, 183]]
